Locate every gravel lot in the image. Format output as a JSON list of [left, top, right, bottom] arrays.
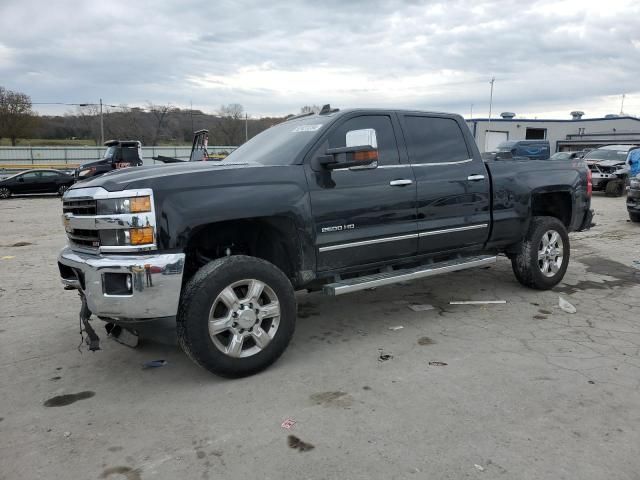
[[1, 194, 639, 480]]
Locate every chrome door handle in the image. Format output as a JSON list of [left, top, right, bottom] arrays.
[[389, 179, 413, 186], [467, 174, 485, 181]]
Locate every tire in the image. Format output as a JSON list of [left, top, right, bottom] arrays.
[[0, 187, 11, 199], [629, 212, 640, 223], [57, 184, 68, 196], [605, 180, 624, 197], [511, 216, 570, 290], [177, 255, 296, 378]]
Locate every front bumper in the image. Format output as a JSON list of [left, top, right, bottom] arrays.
[[58, 247, 185, 319]]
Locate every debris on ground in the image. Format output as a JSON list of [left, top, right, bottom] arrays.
[[388, 326, 404, 331], [449, 300, 506, 305], [428, 361, 448, 366], [1, 256, 15, 260], [142, 360, 167, 369], [558, 296, 577, 314], [474, 464, 485, 472], [418, 337, 435, 346], [281, 418, 296, 430], [408, 304, 435, 312], [9, 241, 32, 247], [287, 435, 315, 452], [64, 432, 71, 438], [378, 349, 393, 362]]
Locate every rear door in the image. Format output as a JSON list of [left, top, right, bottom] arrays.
[[305, 113, 418, 271], [398, 114, 491, 255], [39, 171, 60, 192]]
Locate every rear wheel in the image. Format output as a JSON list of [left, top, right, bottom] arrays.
[[177, 255, 296, 378], [629, 212, 640, 223], [0, 187, 11, 199], [511, 216, 570, 290], [605, 179, 625, 197]]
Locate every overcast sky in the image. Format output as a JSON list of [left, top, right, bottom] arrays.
[[1, 0, 639, 119]]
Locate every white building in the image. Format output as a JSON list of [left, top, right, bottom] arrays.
[[466, 112, 640, 153]]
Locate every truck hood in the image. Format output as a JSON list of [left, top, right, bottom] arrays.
[[69, 161, 255, 192], [586, 159, 625, 167]]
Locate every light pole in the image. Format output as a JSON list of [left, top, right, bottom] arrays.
[[486, 77, 495, 151], [79, 99, 117, 145], [245, 113, 248, 142]]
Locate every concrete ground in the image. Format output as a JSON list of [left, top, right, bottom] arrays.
[[1, 193, 639, 480]]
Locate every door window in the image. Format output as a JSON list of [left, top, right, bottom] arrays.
[[326, 115, 400, 166], [404, 116, 470, 164], [19, 172, 40, 180], [39, 171, 60, 178]]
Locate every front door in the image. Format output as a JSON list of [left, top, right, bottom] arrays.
[[399, 114, 491, 255], [306, 114, 417, 271]]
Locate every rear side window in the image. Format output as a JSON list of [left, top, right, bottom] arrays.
[[403, 116, 470, 164]]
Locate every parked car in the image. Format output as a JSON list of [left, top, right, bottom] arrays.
[[550, 151, 583, 160], [496, 140, 551, 160], [0, 169, 74, 199], [75, 140, 143, 181], [583, 145, 637, 197], [58, 106, 593, 378]]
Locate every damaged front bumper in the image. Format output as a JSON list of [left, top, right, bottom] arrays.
[[58, 247, 185, 320]]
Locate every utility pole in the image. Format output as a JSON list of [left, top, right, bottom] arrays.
[[620, 94, 626, 115], [470, 103, 473, 120], [245, 113, 248, 142], [190, 100, 194, 132], [99, 98, 104, 145], [488, 77, 495, 124]]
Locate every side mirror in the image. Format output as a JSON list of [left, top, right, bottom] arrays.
[[320, 128, 379, 170]]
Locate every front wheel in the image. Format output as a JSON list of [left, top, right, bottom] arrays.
[[511, 216, 570, 290], [605, 180, 625, 197], [57, 184, 69, 196], [177, 255, 296, 378], [630, 212, 640, 223], [0, 187, 11, 199]]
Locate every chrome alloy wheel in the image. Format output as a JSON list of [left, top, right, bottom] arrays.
[[538, 229, 564, 277], [208, 279, 281, 358], [0, 187, 10, 199]]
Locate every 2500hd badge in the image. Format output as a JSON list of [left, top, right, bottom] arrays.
[[321, 224, 355, 233]]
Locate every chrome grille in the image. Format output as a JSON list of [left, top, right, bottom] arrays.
[[66, 229, 100, 248], [63, 199, 97, 216]]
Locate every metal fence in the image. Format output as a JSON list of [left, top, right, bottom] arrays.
[[0, 145, 237, 168]]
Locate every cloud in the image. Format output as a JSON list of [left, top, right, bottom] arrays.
[[0, 0, 639, 118]]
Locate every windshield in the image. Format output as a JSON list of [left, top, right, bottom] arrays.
[[103, 146, 117, 159], [223, 117, 330, 165], [550, 152, 571, 160], [584, 149, 629, 162]]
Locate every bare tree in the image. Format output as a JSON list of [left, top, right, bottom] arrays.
[[148, 103, 172, 146], [299, 105, 321, 114], [0, 86, 37, 145], [216, 103, 244, 145]]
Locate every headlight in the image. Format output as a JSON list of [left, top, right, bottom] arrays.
[[97, 196, 152, 214], [77, 168, 95, 177], [100, 227, 154, 246]]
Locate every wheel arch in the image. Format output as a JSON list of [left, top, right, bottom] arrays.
[[531, 190, 573, 228], [183, 216, 305, 287]]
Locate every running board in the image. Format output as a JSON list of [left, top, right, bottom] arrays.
[[323, 255, 497, 296]]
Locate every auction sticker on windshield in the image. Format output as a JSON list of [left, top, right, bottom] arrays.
[[292, 124, 323, 133]]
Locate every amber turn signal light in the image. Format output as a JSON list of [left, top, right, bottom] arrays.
[[353, 150, 378, 162], [130, 227, 154, 245], [130, 196, 152, 213]]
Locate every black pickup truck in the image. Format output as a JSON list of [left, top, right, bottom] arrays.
[[58, 107, 593, 378]]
